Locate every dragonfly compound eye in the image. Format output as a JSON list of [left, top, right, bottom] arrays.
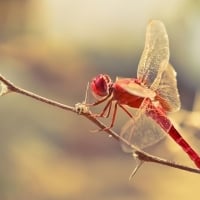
[[91, 74, 112, 97]]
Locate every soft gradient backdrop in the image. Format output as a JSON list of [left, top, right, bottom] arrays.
[[0, 1, 200, 200]]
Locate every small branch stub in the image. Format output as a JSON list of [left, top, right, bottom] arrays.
[[0, 81, 10, 96]]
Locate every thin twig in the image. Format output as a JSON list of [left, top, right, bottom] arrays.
[[1, 73, 200, 175]]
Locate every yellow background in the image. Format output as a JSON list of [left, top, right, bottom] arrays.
[[0, 1, 200, 200]]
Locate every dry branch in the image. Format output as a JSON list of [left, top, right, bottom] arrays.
[[1, 73, 200, 176]]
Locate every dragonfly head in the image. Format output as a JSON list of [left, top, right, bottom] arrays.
[[90, 74, 113, 98]]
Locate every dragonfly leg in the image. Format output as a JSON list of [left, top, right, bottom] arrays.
[[87, 93, 112, 106], [99, 103, 134, 131], [91, 99, 113, 118], [118, 104, 133, 118], [104, 99, 114, 118], [90, 102, 117, 132], [100, 102, 118, 131]]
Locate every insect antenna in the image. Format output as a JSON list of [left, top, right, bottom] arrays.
[[83, 82, 90, 104]]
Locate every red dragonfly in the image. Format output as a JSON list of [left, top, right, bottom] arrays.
[[89, 20, 200, 168]]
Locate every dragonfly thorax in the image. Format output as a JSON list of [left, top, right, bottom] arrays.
[[90, 74, 113, 98], [115, 77, 156, 100]]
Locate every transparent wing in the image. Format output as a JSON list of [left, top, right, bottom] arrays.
[[156, 63, 181, 112], [120, 110, 165, 152], [137, 20, 169, 89]]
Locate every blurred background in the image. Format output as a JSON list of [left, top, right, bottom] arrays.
[[0, 0, 200, 200]]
